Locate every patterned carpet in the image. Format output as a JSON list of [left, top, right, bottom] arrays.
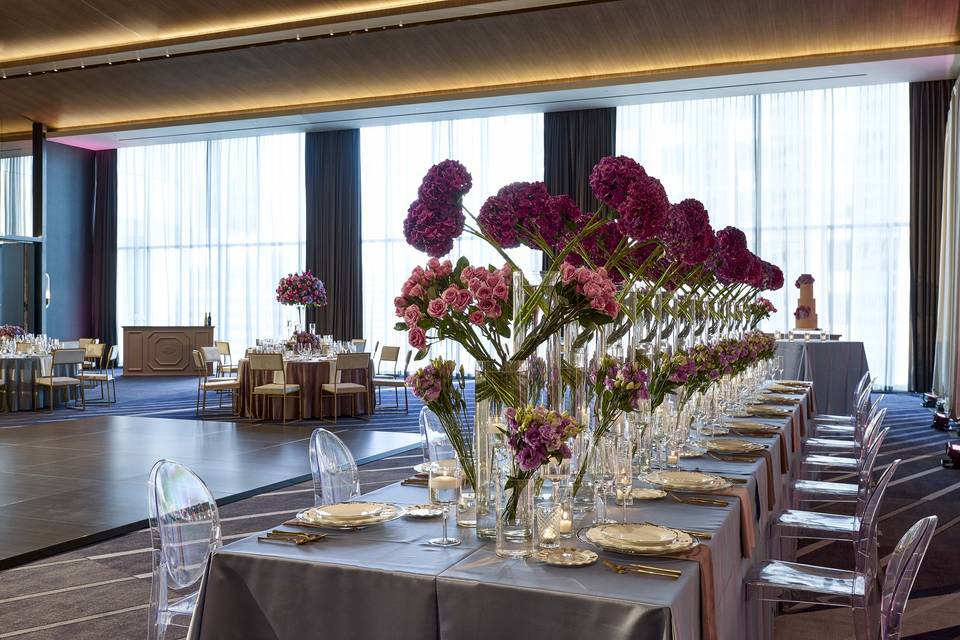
[[0, 381, 956, 639]]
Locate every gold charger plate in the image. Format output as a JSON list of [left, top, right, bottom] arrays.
[[700, 425, 730, 436], [296, 503, 405, 529], [747, 405, 793, 417], [584, 524, 697, 556], [726, 421, 780, 434], [534, 547, 598, 567], [703, 439, 766, 454], [643, 470, 731, 492]]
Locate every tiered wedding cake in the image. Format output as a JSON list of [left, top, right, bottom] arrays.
[[794, 274, 818, 330]]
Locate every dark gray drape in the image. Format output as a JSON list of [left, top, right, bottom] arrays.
[[544, 108, 617, 213], [305, 130, 363, 341], [909, 80, 953, 392], [90, 149, 117, 347]]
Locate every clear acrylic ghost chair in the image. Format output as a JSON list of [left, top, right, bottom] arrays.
[[804, 406, 885, 459], [147, 459, 221, 640], [792, 426, 888, 507], [419, 407, 454, 463], [806, 397, 884, 453], [777, 459, 900, 560], [814, 373, 872, 425], [746, 515, 936, 640], [880, 516, 938, 639], [812, 382, 871, 436], [309, 428, 360, 506], [800, 411, 886, 479]]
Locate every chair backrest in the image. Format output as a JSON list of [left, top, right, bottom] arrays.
[[857, 426, 890, 492], [880, 516, 938, 640], [52, 348, 86, 366], [249, 353, 283, 372], [857, 407, 887, 455], [379, 346, 400, 364], [78, 338, 93, 348], [401, 350, 414, 376], [147, 459, 221, 593], [351, 338, 367, 352], [853, 370, 871, 400], [336, 352, 370, 373], [308, 428, 360, 506], [192, 349, 207, 375], [419, 407, 454, 463], [201, 346, 221, 365], [215, 341, 231, 357], [855, 459, 900, 578], [105, 344, 118, 366], [15, 342, 30, 354], [85, 342, 105, 359]]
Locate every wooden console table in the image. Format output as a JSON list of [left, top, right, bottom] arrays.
[[123, 326, 215, 376]]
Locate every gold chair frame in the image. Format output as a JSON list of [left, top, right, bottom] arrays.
[[249, 353, 303, 424], [33, 348, 86, 412], [193, 350, 240, 416], [320, 352, 371, 423]]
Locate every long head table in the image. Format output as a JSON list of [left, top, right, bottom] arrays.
[[188, 387, 812, 640]]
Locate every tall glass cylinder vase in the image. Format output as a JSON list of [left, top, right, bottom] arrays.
[[474, 361, 524, 540], [494, 444, 535, 558]]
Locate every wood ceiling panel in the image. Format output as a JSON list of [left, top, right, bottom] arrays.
[[0, 0, 956, 137]]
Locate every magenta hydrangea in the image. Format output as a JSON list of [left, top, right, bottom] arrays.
[[417, 159, 472, 211], [403, 199, 465, 257], [617, 175, 670, 242], [589, 156, 647, 209], [713, 226, 751, 284], [762, 261, 785, 291], [662, 198, 716, 266], [477, 181, 550, 249]]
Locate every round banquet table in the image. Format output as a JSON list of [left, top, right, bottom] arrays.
[[0, 354, 56, 411], [236, 357, 375, 420]]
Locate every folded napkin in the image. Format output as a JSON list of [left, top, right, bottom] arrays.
[[713, 485, 756, 558], [668, 544, 717, 640], [757, 448, 776, 510]]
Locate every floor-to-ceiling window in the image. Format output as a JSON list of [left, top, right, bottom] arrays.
[[618, 83, 909, 389], [116, 133, 306, 358], [360, 114, 544, 372]]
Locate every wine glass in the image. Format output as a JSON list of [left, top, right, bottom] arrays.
[[591, 435, 616, 525], [613, 434, 634, 523], [428, 461, 462, 547]]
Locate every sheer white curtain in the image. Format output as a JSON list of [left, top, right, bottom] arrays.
[[117, 134, 305, 359], [934, 82, 960, 407], [618, 84, 910, 389], [360, 114, 544, 372], [0, 155, 32, 236]]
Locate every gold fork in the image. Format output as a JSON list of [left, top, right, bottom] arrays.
[[667, 492, 729, 507], [603, 559, 681, 579]]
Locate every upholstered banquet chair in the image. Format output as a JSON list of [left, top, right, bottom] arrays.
[[374, 347, 409, 412], [214, 341, 237, 377], [147, 459, 221, 640], [320, 352, 370, 423], [33, 348, 86, 411], [747, 516, 936, 640], [309, 428, 360, 506], [82, 342, 105, 371], [192, 350, 240, 416], [86, 344, 119, 403], [350, 338, 367, 352], [249, 353, 302, 423]]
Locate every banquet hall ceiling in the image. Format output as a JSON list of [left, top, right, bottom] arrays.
[[0, 0, 957, 139]]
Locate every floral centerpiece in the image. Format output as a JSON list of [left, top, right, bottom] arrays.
[[276, 270, 328, 329], [501, 405, 583, 517], [406, 358, 476, 491], [397, 154, 786, 532], [0, 325, 26, 341], [291, 330, 321, 352]]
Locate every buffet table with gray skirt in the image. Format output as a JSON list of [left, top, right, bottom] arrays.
[[776, 340, 869, 415], [188, 396, 810, 640]]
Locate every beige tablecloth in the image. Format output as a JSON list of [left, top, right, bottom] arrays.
[[236, 358, 375, 420]]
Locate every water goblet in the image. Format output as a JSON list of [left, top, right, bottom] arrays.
[[428, 461, 462, 547]]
